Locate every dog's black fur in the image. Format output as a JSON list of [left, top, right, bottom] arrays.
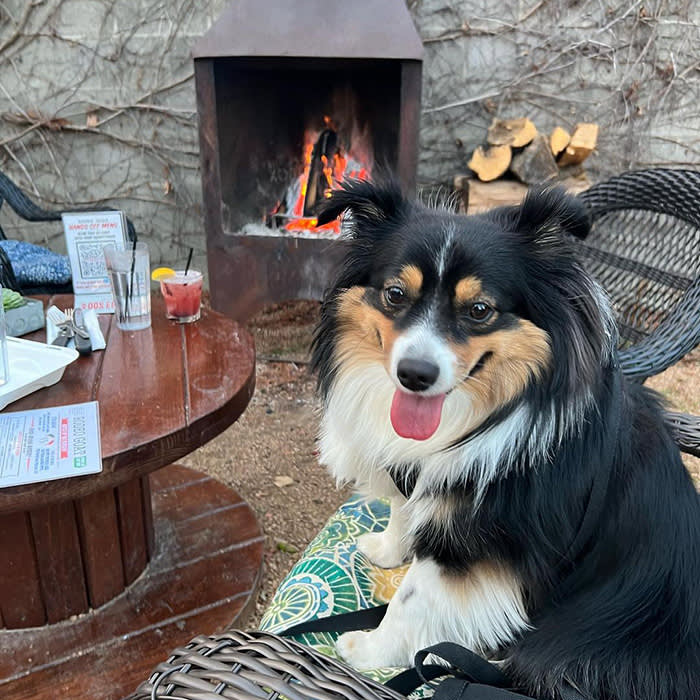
[[311, 180, 700, 700]]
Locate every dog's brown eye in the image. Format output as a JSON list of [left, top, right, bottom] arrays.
[[385, 285, 406, 306], [468, 302, 493, 322]]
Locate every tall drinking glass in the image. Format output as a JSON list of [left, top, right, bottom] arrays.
[[104, 243, 151, 330]]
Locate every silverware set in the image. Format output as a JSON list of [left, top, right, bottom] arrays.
[[47, 307, 93, 356]]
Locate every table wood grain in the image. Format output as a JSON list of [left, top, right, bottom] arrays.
[[0, 293, 256, 513]]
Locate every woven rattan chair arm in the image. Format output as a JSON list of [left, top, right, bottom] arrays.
[[128, 630, 404, 700], [665, 411, 700, 459], [0, 170, 138, 241], [618, 276, 700, 381]]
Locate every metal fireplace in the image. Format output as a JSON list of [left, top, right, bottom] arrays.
[[193, 0, 423, 321]]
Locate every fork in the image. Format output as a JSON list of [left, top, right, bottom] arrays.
[[46, 306, 73, 347]]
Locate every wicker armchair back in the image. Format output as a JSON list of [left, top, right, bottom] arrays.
[[0, 170, 137, 294], [126, 172, 700, 700], [575, 169, 700, 382]]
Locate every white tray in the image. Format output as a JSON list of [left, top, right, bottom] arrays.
[[0, 338, 79, 410]]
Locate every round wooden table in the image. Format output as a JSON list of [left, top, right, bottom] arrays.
[[0, 294, 263, 700]]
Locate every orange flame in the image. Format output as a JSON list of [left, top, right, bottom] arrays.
[[284, 118, 370, 234]]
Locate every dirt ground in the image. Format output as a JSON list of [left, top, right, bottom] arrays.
[[181, 300, 700, 630], [180, 301, 351, 628]]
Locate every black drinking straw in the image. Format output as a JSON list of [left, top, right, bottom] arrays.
[[125, 235, 138, 321], [184, 247, 194, 276]]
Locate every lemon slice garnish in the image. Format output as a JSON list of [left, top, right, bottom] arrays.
[[151, 267, 176, 282]]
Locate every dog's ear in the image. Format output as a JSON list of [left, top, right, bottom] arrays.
[[508, 186, 617, 391], [514, 186, 590, 244], [316, 179, 406, 236]]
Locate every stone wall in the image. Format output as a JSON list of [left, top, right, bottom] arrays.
[[1, 0, 698, 278]]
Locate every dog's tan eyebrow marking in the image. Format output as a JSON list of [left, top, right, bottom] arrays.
[[398, 265, 423, 297], [454, 276, 483, 304]]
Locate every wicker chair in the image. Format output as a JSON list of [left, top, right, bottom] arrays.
[[125, 170, 700, 700], [128, 630, 405, 700], [0, 170, 136, 294], [572, 168, 700, 458], [574, 168, 700, 381]]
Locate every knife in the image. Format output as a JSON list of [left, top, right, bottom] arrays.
[[72, 308, 93, 356], [51, 324, 73, 347]]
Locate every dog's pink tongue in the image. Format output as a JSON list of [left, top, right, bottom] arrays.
[[390, 390, 446, 440]]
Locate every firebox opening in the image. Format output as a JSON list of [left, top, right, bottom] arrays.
[[216, 58, 402, 240], [267, 114, 372, 234]]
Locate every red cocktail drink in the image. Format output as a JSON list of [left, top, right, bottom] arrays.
[[160, 271, 203, 323]]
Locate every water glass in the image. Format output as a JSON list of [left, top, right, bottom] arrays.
[[103, 243, 151, 331]]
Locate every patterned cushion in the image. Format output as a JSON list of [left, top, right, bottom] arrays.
[[0, 240, 71, 287], [260, 496, 412, 686]]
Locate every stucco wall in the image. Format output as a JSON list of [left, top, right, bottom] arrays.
[[1, 0, 698, 278], [412, 0, 699, 184]]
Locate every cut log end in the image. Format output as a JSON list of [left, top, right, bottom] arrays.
[[549, 126, 571, 157], [468, 144, 512, 182], [557, 123, 599, 166], [487, 118, 537, 148]]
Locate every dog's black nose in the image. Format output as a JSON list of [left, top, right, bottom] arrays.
[[397, 358, 440, 392]]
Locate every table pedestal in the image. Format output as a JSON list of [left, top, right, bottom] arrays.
[[0, 477, 153, 628], [0, 465, 264, 700]]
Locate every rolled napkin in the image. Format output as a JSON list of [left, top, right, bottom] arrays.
[[45, 305, 106, 351]]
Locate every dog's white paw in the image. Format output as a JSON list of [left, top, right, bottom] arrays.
[[336, 630, 394, 669], [357, 531, 407, 568]]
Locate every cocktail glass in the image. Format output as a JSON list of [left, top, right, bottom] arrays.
[[159, 271, 203, 323]]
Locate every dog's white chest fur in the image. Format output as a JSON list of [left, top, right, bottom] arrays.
[[319, 365, 531, 668]]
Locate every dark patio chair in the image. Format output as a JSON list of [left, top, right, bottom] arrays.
[[570, 168, 700, 459], [125, 170, 700, 700], [128, 630, 403, 700], [574, 168, 700, 382], [0, 170, 136, 295]]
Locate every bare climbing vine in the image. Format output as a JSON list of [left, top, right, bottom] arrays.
[[411, 0, 699, 184], [0, 0, 219, 265]]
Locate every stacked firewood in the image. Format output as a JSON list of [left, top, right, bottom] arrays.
[[467, 118, 598, 185]]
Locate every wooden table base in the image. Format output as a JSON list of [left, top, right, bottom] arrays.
[[0, 465, 264, 700], [0, 477, 154, 629]]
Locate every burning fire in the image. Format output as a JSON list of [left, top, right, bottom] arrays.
[[282, 116, 370, 233]]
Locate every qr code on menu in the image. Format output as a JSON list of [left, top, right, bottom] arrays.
[[77, 242, 108, 279]]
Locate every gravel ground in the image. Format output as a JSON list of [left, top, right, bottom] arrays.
[[181, 300, 700, 630]]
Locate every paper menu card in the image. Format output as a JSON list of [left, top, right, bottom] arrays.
[[62, 211, 128, 313], [0, 401, 102, 488]]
